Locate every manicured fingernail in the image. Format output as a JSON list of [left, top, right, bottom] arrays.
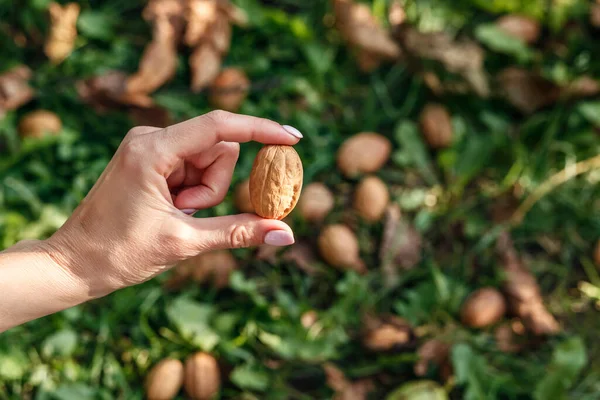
[[181, 209, 197, 215], [282, 125, 303, 139], [264, 230, 295, 246]]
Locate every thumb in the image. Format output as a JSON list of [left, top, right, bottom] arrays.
[[189, 214, 295, 251]]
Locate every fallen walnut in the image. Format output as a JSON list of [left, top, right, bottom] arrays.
[[0, 65, 35, 117], [495, 14, 540, 44], [318, 224, 366, 274], [145, 358, 184, 400], [353, 176, 389, 222], [419, 103, 453, 149], [460, 287, 507, 328], [208, 68, 250, 112], [337, 132, 392, 177], [184, 352, 220, 400], [362, 314, 413, 352], [496, 232, 561, 335], [44, 2, 80, 64], [165, 250, 237, 290], [249, 145, 303, 220], [298, 182, 335, 223], [18, 110, 62, 139]]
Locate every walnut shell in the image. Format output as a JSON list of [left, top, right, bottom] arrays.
[[298, 182, 335, 222], [208, 68, 250, 112], [184, 352, 220, 400], [145, 358, 184, 400], [249, 145, 303, 220], [354, 176, 389, 222], [362, 323, 411, 351], [337, 132, 391, 177], [317, 224, 365, 273], [419, 103, 453, 149], [18, 110, 62, 138], [495, 14, 540, 44], [233, 179, 254, 213], [460, 287, 507, 328]]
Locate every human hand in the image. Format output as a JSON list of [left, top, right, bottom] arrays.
[[43, 111, 303, 298]]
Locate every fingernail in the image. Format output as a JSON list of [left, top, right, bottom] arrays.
[[264, 230, 295, 246], [282, 125, 303, 139], [181, 209, 197, 215]]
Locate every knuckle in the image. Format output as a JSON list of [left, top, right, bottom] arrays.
[[119, 136, 148, 170], [206, 109, 232, 124], [229, 225, 253, 248]]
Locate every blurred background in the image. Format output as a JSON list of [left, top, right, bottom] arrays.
[[1, 0, 600, 399]]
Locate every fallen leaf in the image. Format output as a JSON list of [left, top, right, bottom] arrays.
[[44, 2, 80, 64], [323, 363, 374, 400], [332, 0, 401, 60], [0, 65, 34, 117], [282, 240, 318, 275], [129, 105, 173, 128], [185, 0, 219, 46], [414, 339, 452, 379], [77, 70, 154, 112], [496, 67, 560, 114], [189, 43, 222, 92]]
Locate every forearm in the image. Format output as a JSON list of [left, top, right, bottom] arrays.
[[0, 239, 92, 333]]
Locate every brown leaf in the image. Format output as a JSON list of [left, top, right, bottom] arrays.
[[496, 231, 561, 336], [190, 43, 222, 92], [217, 1, 249, 27], [496, 67, 560, 114], [397, 27, 490, 97], [323, 363, 374, 400], [185, 0, 219, 46], [77, 71, 154, 112], [0, 65, 34, 117], [44, 2, 80, 64], [414, 339, 452, 379], [332, 0, 401, 60], [282, 240, 318, 275], [561, 75, 600, 99], [127, 17, 179, 94], [143, 0, 187, 40], [379, 204, 422, 281]]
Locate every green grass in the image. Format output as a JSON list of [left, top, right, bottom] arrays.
[[1, 0, 600, 399]]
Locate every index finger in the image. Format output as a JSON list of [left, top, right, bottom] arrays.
[[157, 110, 303, 159]]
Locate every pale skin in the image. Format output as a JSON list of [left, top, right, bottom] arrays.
[[0, 111, 303, 333]]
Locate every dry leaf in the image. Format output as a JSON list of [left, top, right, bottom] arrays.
[[185, 0, 219, 46], [44, 2, 80, 64], [323, 363, 374, 400], [77, 71, 154, 112], [127, 16, 179, 94], [190, 43, 222, 92], [496, 231, 561, 335], [129, 105, 173, 128], [379, 204, 422, 281], [333, 0, 401, 61], [209, 14, 232, 54], [282, 240, 318, 275], [414, 339, 452, 379], [0, 65, 34, 117], [496, 67, 560, 114]]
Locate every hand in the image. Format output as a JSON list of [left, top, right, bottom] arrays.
[[43, 111, 303, 298]]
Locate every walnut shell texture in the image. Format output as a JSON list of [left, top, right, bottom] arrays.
[[298, 182, 335, 222], [354, 176, 389, 222], [337, 132, 391, 177], [318, 224, 365, 273], [145, 358, 184, 400], [419, 103, 453, 149], [184, 352, 220, 400], [249, 145, 303, 220], [18, 110, 62, 138], [460, 287, 507, 328]]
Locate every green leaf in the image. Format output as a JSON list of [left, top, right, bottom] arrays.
[[0, 349, 28, 380], [166, 297, 220, 351], [51, 383, 96, 400], [393, 120, 438, 185], [302, 42, 335, 75], [474, 24, 533, 62], [578, 101, 600, 128], [42, 329, 78, 358], [77, 11, 115, 40], [534, 337, 587, 400], [230, 364, 270, 391]]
